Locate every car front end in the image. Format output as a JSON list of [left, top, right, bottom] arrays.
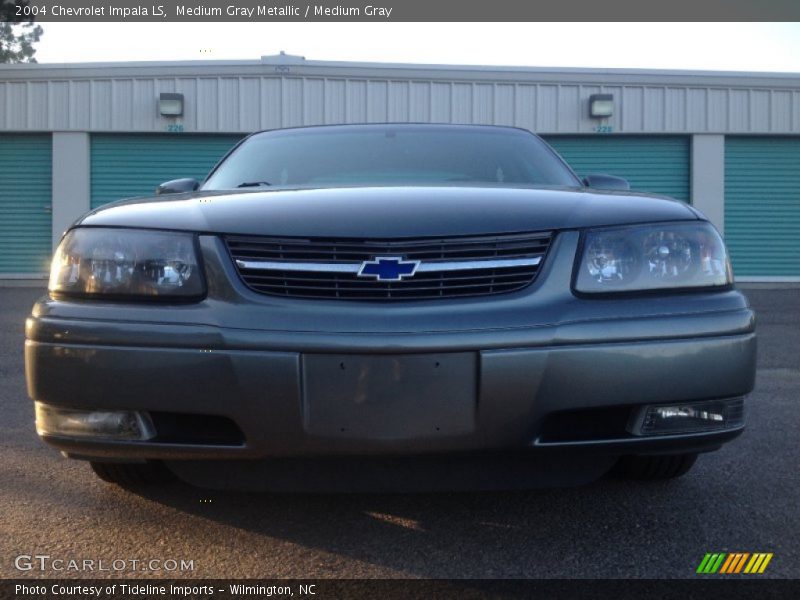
[[24, 125, 756, 491]]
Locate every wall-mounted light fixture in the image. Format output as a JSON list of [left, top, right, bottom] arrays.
[[158, 93, 184, 117], [589, 94, 614, 119]]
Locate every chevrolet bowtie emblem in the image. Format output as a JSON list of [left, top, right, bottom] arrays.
[[357, 257, 420, 282]]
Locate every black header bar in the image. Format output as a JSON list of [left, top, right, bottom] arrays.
[[2, 579, 797, 600], [13, 0, 800, 22]]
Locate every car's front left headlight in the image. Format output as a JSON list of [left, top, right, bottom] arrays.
[[574, 222, 732, 294], [49, 227, 205, 299]]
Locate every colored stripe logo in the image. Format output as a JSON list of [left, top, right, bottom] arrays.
[[697, 552, 773, 574]]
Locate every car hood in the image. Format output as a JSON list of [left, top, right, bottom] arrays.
[[75, 185, 699, 238]]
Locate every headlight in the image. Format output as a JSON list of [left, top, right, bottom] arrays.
[[575, 222, 732, 294], [49, 228, 204, 299]]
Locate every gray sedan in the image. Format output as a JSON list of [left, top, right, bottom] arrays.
[[25, 124, 755, 491]]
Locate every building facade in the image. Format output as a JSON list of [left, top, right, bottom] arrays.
[[1, 54, 799, 280]]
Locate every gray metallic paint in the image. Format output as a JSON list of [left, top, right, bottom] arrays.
[[25, 132, 756, 488], [26, 229, 756, 466], [74, 185, 698, 239]]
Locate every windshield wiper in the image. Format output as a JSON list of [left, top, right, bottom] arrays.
[[236, 181, 272, 188]]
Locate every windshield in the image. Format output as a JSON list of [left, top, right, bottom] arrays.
[[202, 126, 580, 190]]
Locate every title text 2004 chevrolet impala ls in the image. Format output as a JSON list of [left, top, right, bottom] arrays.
[[25, 124, 756, 490]]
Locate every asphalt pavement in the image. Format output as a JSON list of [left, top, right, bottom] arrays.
[[1, 285, 798, 579]]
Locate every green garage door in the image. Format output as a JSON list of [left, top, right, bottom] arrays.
[[0, 134, 52, 275], [543, 136, 691, 202], [725, 137, 800, 278], [91, 134, 244, 209]]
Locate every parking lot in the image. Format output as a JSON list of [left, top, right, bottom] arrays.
[[1, 285, 798, 579]]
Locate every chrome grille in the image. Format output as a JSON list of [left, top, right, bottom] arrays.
[[225, 232, 553, 300]]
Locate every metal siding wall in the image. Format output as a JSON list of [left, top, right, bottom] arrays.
[[772, 91, 792, 131], [410, 81, 430, 121], [261, 79, 282, 129], [0, 134, 52, 273], [495, 84, 514, 126], [725, 137, 800, 277], [687, 89, 706, 130], [389, 81, 409, 121], [239, 78, 261, 131], [90, 134, 244, 209], [643, 87, 665, 131], [304, 79, 325, 125], [544, 135, 691, 202], [325, 79, 346, 124], [2, 68, 800, 134]]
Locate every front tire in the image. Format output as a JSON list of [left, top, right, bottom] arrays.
[[612, 453, 698, 480], [90, 461, 176, 486]]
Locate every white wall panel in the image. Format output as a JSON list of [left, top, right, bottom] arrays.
[[346, 80, 366, 122], [473, 83, 493, 124], [515, 85, 535, 132], [707, 89, 728, 132], [450, 83, 474, 123], [90, 80, 112, 130], [728, 89, 749, 132], [686, 88, 706, 131], [196, 78, 218, 131], [132, 78, 156, 131], [281, 78, 303, 127], [388, 80, 409, 122], [28, 81, 48, 129], [68, 80, 91, 130], [409, 82, 430, 122], [430, 82, 451, 122], [367, 80, 388, 123], [47, 82, 69, 130], [771, 90, 792, 132], [537, 85, 558, 132], [643, 87, 665, 132], [303, 78, 325, 125], [238, 78, 261, 131], [622, 87, 644, 132], [111, 80, 133, 131], [218, 78, 240, 132], [451, 83, 472, 124], [557, 85, 580, 132], [494, 84, 514, 126], [6, 82, 25, 129], [324, 78, 346, 125], [750, 90, 770, 132], [602, 86, 624, 134], [260, 78, 282, 130]]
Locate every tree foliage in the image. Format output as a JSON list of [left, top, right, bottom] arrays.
[[1, 1, 43, 63]]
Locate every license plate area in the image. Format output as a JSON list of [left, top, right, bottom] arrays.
[[302, 353, 477, 440]]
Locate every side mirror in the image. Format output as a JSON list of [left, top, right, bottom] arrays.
[[582, 174, 630, 191], [155, 178, 200, 195]]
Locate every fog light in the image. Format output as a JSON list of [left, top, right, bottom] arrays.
[[35, 402, 156, 441], [630, 398, 744, 436]]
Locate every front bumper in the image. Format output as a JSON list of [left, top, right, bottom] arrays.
[[25, 231, 757, 487], [26, 312, 755, 458]]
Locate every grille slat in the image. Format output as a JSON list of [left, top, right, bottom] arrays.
[[226, 232, 552, 301], [238, 267, 536, 283], [231, 248, 546, 261], [243, 277, 535, 293]]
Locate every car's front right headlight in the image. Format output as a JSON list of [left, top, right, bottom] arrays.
[[574, 221, 732, 294], [49, 227, 205, 300]]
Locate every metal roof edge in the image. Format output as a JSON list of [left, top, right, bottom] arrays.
[[1, 56, 799, 86]]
